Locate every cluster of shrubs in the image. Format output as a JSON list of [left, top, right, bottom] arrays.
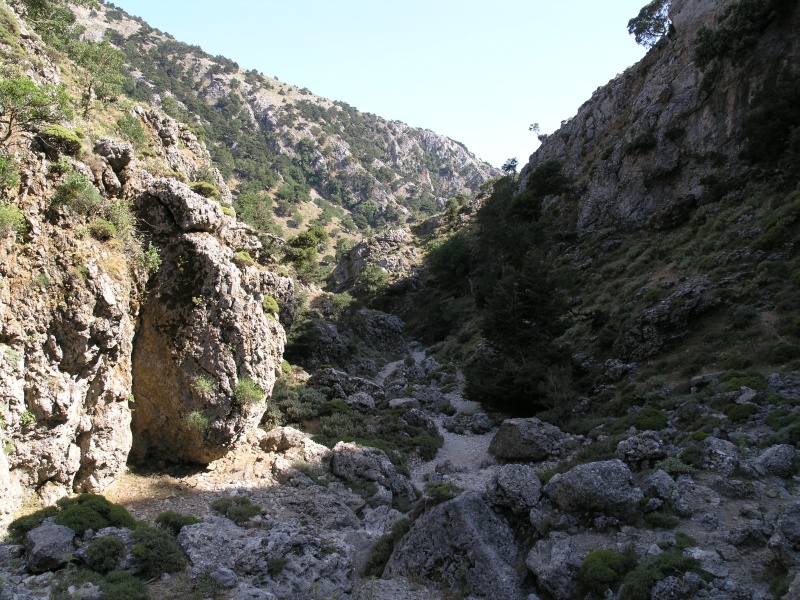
[[7, 494, 204, 599]]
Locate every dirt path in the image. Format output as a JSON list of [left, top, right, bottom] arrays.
[[374, 347, 499, 492]]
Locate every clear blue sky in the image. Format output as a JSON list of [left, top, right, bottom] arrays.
[[111, 0, 648, 168]]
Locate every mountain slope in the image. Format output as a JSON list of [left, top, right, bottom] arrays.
[[73, 3, 500, 235]]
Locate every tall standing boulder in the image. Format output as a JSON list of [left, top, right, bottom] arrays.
[[130, 179, 290, 463]]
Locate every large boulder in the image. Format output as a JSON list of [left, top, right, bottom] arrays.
[[525, 532, 583, 600], [485, 464, 542, 515], [147, 178, 223, 233], [130, 187, 290, 464], [741, 444, 796, 479], [331, 442, 417, 502], [489, 418, 570, 461], [543, 459, 643, 519], [615, 431, 667, 466], [24, 522, 76, 573], [769, 502, 800, 568], [178, 516, 354, 599], [384, 491, 526, 600]]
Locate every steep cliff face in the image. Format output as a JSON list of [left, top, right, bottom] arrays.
[[521, 0, 800, 232], [0, 11, 293, 525]]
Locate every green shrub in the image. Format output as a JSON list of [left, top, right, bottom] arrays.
[[100, 570, 148, 600], [116, 113, 147, 149], [724, 403, 758, 422], [280, 359, 292, 376], [131, 527, 186, 578], [262, 295, 279, 315], [643, 511, 679, 529], [765, 408, 799, 430], [620, 548, 707, 600], [267, 556, 287, 578], [55, 170, 102, 213], [7, 506, 58, 540], [766, 344, 800, 365], [191, 372, 215, 397], [186, 411, 209, 433], [0, 153, 19, 189], [424, 482, 463, 505], [155, 510, 201, 536], [234, 250, 255, 267], [362, 518, 411, 577], [85, 535, 126, 574], [694, 0, 795, 67], [88, 218, 117, 240], [138, 242, 162, 273], [318, 411, 365, 441], [38, 124, 81, 156], [189, 181, 219, 199], [683, 431, 709, 443], [578, 549, 636, 596], [54, 494, 137, 535], [654, 457, 697, 476], [210, 495, 261, 525], [234, 377, 264, 405], [0, 203, 25, 237], [221, 205, 236, 217]]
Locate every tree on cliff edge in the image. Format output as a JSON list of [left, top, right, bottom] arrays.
[[628, 0, 672, 48]]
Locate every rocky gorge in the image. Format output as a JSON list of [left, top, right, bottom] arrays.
[[0, 0, 799, 598]]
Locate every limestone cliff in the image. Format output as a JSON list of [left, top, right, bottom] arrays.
[[0, 6, 292, 526], [521, 0, 800, 232]]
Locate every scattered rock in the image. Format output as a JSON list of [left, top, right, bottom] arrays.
[[543, 459, 643, 519], [385, 491, 526, 600], [740, 444, 796, 479], [489, 418, 570, 461], [330, 442, 417, 502], [525, 532, 583, 600], [24, 522, 75, 574], [615, 430, 667, 465], [485, 464, 542, 515]]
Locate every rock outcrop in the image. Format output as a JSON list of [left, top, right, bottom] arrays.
[[520, 0, 800, 233], [384, 491, 526, 600], [130, 179, 290, 463]]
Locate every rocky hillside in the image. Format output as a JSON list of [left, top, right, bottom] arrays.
[[520, 0, 799, 232], [72, 2, 499, 234]]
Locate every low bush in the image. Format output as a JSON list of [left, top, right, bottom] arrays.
[[766, 344, 800, 365], [578, 549, 636, 596], [131, 527, 187, 578], [100, 570, 148, 600], [724, 403, 758, 422], [38, 124, 81, 157], [189, 181, 219, 199], [424, 482, 462, 506], [155, 510, 201, 536], [85, 535, 126, 574], [362, 518, 411, 577], [191, 372, 215, 397], [88, 218, 117, 240], [185, 411, 209, 433], [262, 295, 279, 315], [55, 494, 137, 535], [210, 495, 261, 525], [620, 548, 707, 600], [234, 250, 255, 267], [234, 377, 264, 405], [54, 170, 103, 213], [116, 113, 147, 149], [643, 511, 679, 529], [0, 203, 25, 237], [221, 205, 236, 217]]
